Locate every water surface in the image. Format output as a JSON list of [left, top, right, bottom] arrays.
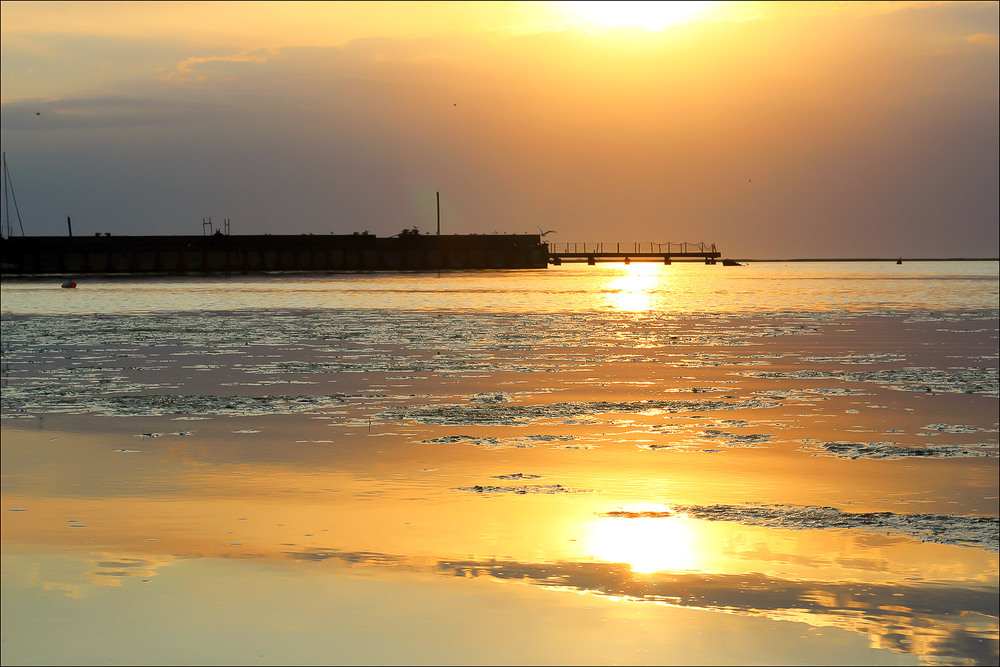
[[3, 261, 997, 665]]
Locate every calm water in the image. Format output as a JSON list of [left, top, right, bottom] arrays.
[[2, 261, 998, 315], [2, 261, 998, 666]]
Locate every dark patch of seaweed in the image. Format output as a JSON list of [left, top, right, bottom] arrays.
[[455, 484, 591, 495], [799, 440, 998, 460], [378, 398, 781, 426], [2, 393, 354, 417], [664, 503, 999, 552], [741, 367, 998, 398]]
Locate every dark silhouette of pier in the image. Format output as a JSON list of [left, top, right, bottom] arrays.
[[1, 233, 733, 275], [0, 233, 549, 275]]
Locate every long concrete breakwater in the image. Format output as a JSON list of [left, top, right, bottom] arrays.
[[0, 232, 549, 275]]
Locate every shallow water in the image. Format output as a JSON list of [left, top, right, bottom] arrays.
[[2, 262, 998, 665], [3, 260, 998, 315]]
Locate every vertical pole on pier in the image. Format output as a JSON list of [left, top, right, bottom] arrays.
[[67, 217, 73, 237], [436, 192, 440, 236]]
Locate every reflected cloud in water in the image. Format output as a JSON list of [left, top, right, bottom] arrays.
[[284, 546, 999, 666]]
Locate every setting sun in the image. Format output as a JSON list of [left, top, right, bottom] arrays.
[[558, 1, 716, 31]]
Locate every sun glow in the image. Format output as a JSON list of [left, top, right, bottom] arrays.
[[587, 507, 699, 574], [604, 262, 664, 312], [558, 1, 716, 31]]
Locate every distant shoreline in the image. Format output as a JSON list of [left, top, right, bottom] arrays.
[[730, 257, 999, 263]]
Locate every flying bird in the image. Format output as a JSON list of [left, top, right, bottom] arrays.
[[537, 227, 556, 237]]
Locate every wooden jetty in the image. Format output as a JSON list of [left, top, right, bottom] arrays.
[[548, 241, 722, 265]]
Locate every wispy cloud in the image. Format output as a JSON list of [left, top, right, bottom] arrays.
[[162, 49, 282, 84], [967, 32, 999, 46]]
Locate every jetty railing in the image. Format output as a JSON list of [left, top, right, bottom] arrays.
[[547, 241, 717, 255], [547, 241, 721, 265]]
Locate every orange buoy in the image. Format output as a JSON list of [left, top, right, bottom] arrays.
[[61, 281, 77, 288]]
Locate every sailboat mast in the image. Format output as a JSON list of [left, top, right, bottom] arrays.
[[2, 153, 26, 237], [3, 153, 9, 239]]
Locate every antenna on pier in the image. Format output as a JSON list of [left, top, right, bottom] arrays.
[[203, 217, 213, 235], [436, 192, 440, 236], [224, 218, 231, 235]]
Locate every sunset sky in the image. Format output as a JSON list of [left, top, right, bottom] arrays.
[[1, 1, 997, 258]]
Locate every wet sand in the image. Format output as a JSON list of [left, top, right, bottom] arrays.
[[2, 311, 997, 665]]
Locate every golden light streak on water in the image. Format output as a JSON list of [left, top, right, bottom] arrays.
[[602, 262, 664, 312]]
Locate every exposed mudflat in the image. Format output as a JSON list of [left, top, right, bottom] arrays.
[[600, 503, 998, 551], [455, 483, 591, 495], [798, 439, 998, 460]]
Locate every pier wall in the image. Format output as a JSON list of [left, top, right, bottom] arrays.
[[1, 233, 549, 275]]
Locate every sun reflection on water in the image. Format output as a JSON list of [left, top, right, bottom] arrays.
[[586, 505, 699, 574], [603, 263, 667, 312]]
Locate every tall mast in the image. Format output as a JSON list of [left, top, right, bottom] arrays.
[[2, 153, 25, 237], [3, 153, 9, 238]]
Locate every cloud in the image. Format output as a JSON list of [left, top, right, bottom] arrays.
[[967, 32, 999, 46], [162, 48, 282, 84]]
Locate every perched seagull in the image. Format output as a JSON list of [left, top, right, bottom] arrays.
[[537, 226, 556, 237]]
